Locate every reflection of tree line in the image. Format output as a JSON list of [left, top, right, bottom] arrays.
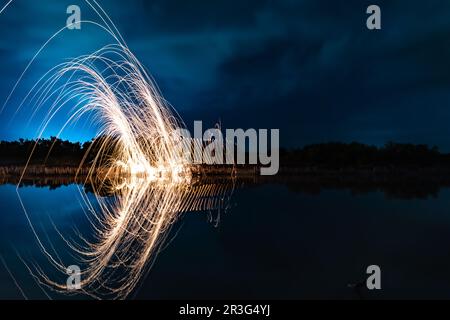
[[2, 171, 449, 199], [274, 173, 447, 199]]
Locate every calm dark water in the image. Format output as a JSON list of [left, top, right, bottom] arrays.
[[1, 181, 450, 299]]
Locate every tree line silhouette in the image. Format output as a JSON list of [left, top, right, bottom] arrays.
[[1, 138, 450, 168], [0, 137, 100, 165], [281, 142, 446, 168]]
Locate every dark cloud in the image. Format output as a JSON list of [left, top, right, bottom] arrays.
[[1, 0, 450, 148]]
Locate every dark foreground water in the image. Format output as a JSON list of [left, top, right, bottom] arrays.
[[1, 180, 450, 299]]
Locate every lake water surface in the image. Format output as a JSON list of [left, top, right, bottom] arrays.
[[1, 181, 450, 299]]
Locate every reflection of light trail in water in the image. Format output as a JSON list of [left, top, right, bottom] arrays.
[[1, 1, 235, 299]]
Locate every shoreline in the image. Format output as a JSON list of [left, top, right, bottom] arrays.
[[3, 163, 450, 174], [1, 164, 449, 199]]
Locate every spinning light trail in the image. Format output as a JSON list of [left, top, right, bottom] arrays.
[[1, 0, 235, 299], [15, 44, 235, 299]]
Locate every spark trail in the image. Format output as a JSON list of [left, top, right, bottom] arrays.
[[2, 1, 234, 299], [16, 44, 234, 299]]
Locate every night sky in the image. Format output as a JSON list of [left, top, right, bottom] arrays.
[[1, 0, 450, 149]]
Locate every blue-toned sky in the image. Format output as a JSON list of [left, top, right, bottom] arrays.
[[1, 0, 450, 149]]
